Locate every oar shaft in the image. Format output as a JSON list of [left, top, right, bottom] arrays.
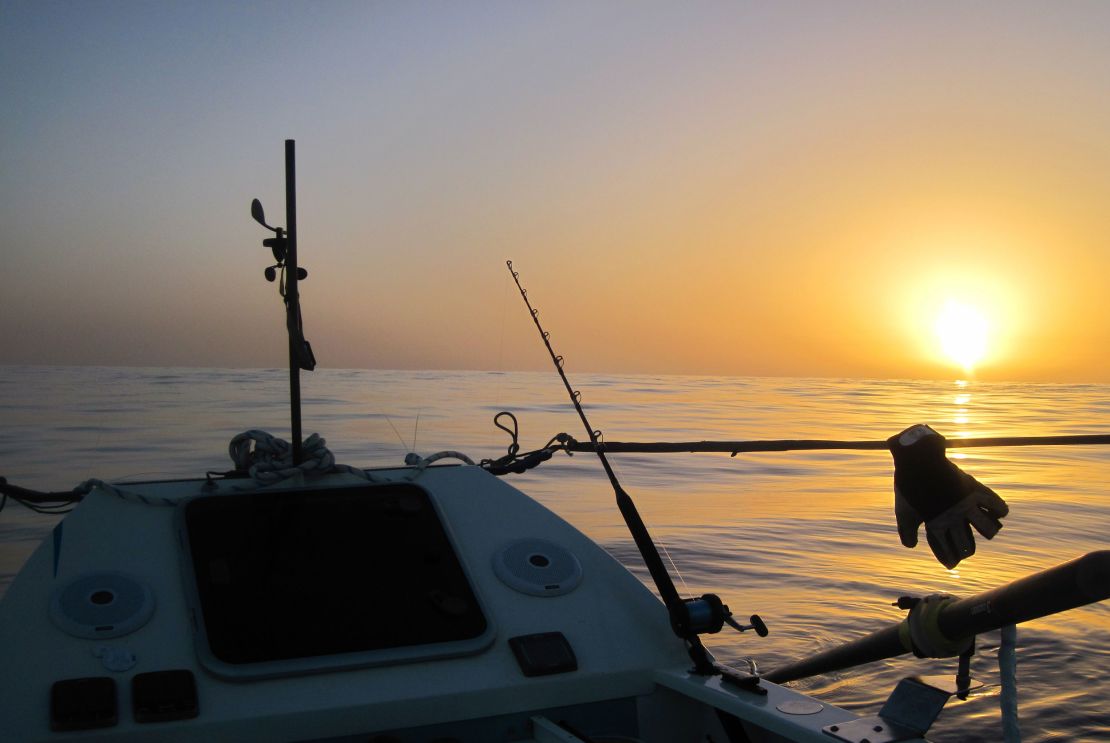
[[763, 625, 906, 683], [764, 551, 1110, 684], [939, 550, 1110, 637]]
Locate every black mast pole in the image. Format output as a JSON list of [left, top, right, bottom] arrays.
[[284, 139, 303, 465]]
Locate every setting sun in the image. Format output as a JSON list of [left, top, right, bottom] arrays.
[[936, 300, 989, 373]]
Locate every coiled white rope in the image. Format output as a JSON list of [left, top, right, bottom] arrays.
[[230, 431, 475, 484], [74, 431, 474, 505], [228, 429, 382, 485]]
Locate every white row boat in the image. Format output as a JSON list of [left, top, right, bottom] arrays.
[[0, 462, 889, 742], [2, 142, 1105, 742]]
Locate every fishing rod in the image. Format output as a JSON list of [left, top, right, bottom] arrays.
[[558, 433, 1110, 456], [506, 261, 767, 685]]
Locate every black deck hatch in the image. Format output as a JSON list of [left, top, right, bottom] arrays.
[[181, 482, 489, 673]]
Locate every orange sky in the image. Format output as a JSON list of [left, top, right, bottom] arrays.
[[3, 3, 1109, 382]]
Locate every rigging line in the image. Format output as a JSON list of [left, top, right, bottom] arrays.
[[381, 413, 411, 452], [505, 260, 716, 675], [559, 433, 1110, 456], [495, 257, 512, 407]]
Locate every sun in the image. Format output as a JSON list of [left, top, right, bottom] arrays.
[[935, 300, 989, 373]]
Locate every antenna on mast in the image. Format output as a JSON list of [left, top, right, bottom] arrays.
[[250, 140, 316, 464]]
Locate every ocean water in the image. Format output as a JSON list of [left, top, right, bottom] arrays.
[[1, 365, 1108, 742]]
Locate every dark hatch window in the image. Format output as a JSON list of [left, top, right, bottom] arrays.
[[183, 483, 487, 665]]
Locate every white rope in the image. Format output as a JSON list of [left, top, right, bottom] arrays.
[[77, 431, 461, 505], [77, 479, 181, 507], [999, 624, 1021, 742], [229, 430, 383, 485], [403, 450, 476, 480]]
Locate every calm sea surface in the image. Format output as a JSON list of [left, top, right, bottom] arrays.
[[2, 366, 1108, 741]]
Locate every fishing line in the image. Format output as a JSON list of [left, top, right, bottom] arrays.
[[605, 450, 695, 598], [658, 537, 693, 598]]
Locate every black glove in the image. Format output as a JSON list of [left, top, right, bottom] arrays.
[[888, 424, 1009, 569]]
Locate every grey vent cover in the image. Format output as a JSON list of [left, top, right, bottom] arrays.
[[492, 538, 582, 597], [50, 572, 155, 639]]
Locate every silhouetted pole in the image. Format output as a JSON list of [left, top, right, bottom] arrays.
[[285, 139, 302, 465]]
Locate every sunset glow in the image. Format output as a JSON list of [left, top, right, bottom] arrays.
[[2, 4, 1109, 382], [936, 300, 990, 373]]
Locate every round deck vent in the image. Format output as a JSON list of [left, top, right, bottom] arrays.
[[50, 571, 155, 639], [493, 538, 582, 597]]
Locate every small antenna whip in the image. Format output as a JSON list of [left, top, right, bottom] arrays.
[[507, 260, 744, 677]]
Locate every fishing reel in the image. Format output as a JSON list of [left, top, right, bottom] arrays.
[[251, 199, 308, 283], [681, 594, 768, 638]]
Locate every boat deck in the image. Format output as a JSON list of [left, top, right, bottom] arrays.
[[0, 466, 908, 742]]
